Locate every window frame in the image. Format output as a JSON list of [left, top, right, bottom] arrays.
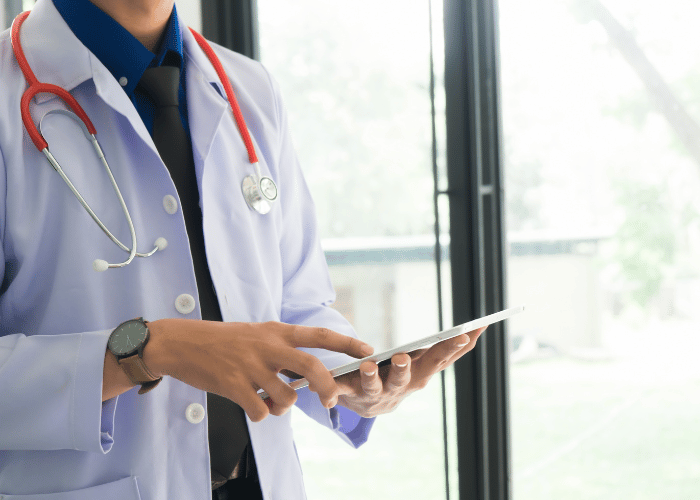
[[443, 0, 510, 499]]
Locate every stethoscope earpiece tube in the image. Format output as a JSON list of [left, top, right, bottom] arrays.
[[39, 110, 162, 269], [13, 12, 97, 151]]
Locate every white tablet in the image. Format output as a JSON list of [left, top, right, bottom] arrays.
[[260, 305, 524, 399]]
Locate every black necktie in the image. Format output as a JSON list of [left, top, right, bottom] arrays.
[[137, 66, 254, 488]]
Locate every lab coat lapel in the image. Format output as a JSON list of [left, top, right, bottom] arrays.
[[89, 58, 156, 156], [18, 0, 92, 97], [18, 0, 159, 159], [180, 26, 229, 167]]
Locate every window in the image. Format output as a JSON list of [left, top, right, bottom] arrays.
[[501, 0, 700, 497]]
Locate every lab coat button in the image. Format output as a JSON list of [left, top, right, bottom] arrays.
[[118, 76, 128, 87], [175, 294, 195, 315], [163, 194, 178, 214], [185, 403, 205, 424]]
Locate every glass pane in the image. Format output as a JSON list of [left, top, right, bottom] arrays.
[[176, 0, 201, 32], [3, 0, 31, 30], [259, 1, 455, 499], [501, 0, 700, 498]]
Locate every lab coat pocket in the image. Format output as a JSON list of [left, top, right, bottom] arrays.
[[0, 476, 141, 500]]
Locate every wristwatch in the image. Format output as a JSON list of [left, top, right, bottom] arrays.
[[107, 317, 162, 394]]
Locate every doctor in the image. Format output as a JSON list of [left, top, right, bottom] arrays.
[[0, 0, 485, 499]]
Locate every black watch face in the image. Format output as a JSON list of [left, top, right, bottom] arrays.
[[108, 319, 148, 357]]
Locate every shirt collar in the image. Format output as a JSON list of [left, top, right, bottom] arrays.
[[52, 0, 183, 96]]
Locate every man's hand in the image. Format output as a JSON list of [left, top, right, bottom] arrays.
[[334, 326, 487, 418], [142, 319, 374, 422]]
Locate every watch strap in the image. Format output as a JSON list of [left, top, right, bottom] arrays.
[[118, 354, 163, 395]]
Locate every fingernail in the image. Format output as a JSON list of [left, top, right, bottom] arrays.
[[394, 362, 408, 368], [361, 344, 374, 356], [362, 370, 376, 377], [327, 396, 338, 408], [456, 336, 470, 347]]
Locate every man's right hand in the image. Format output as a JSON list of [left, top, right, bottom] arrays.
[[130, 319, 374, 422]]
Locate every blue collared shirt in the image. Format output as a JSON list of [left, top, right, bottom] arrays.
[[52, 0, 190, 136]]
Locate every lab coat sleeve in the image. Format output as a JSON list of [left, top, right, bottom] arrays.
[[0, 152, 118, 454], [268, 71, 375, 448], [0, 331, 117, 453], [0, 333, 118, 454]]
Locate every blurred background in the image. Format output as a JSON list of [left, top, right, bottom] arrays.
[[4, 0, 699, 498]]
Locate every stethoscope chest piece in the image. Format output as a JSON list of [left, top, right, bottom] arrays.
[[241, 164, 278, 214]]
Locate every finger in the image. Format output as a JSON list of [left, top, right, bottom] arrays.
[[414, 333, 471, 378], [290, 325, 374, 359], [443, 326, 488, 368], [407, 348, 428, 361], [280, 350, 339, 408], [359, 361, 382, 396], [385, 354, 411, 392], [256, 374, 298, 416], [233, 386, 270, 423], [333, 368, 363, 395], [469, 326, 487, 341]]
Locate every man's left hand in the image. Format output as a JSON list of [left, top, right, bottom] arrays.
[[334, 326, 487, 417]]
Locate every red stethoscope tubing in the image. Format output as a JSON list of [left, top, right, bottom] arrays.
[[10, 11, 258, 165], [12, 11, 96, 151], [188, 28, 258, 164]]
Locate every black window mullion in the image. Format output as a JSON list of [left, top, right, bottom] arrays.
[[201, 0, 259, 60], [479, 0, 511, 497], [444, 0, 509, 499], [444, 0, 485, 497]]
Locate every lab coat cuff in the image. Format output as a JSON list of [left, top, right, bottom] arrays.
[[330, 406, 375, 448], [100, 397, 118, 453], [296, 387, 374, 448], [72, 329, 116, 454]]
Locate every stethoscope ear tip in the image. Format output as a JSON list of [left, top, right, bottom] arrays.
[[155, 237, 168, 251], [93, 259, 109, 272]]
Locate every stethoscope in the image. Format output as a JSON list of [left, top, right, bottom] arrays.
[[11, 11, 278, 272]]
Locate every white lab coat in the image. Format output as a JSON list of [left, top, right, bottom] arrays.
[[0, 1, 372, 499]]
